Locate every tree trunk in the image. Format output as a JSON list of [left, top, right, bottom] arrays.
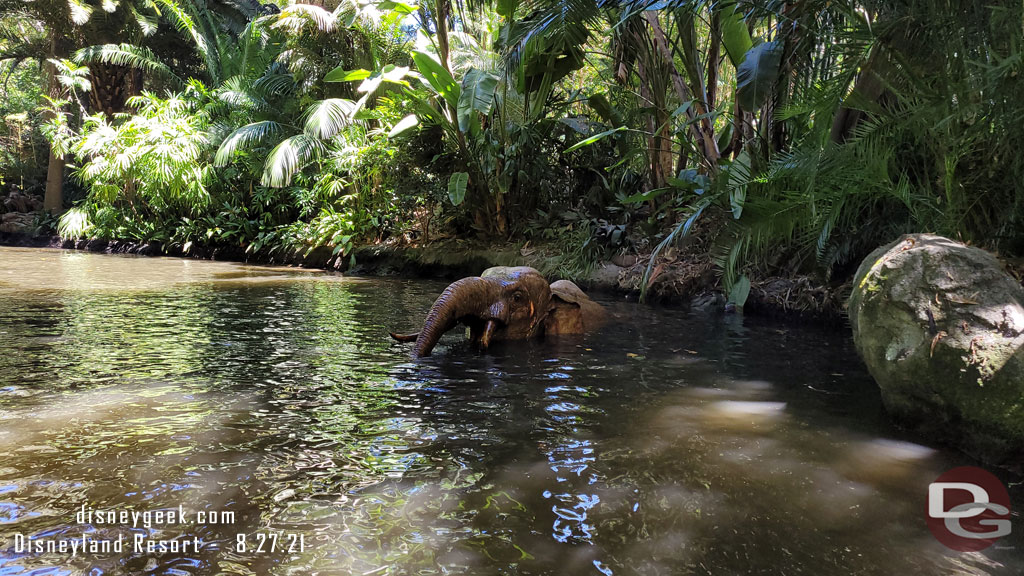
[[830, 47, 887, 143], [44, 151, 64, 212], [636, 51, 670, 191], [644, 13, 720, 172], [706, 11, 721, 113], [43, 35, 65, 212], [435, 0, 451, 73], [89, 64, 143, 116]]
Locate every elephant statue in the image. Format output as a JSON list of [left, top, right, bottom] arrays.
[[391, 266, 606, 357]]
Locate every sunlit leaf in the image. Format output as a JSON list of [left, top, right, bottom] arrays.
[[388, 114, 419, 138], [719, 2, 753, 68], [564, 126, 625, 153], [303, 99, 356, 139], [457, 68, 500, 133], [68, 0, 93, 24], [262, 135, 326, 188], [411, 50, 459, 109], [377, 0, 418, 14], [324, 67, 371, 82], [74, 44, 181, 85], [273, 3, 337, 32]]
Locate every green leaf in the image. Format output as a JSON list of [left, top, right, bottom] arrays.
[[587, 93, 623, 126], [671, 101, 693, 118], [388, 114, 419, 138], [497, 0, 516, 19], [457, 68, 500, 132], [716, 122, 734, 153], [719, 2, 753, 68], [622, 187, 670, 204], [448, 172, 468, 206], [728, 275, 751, 308], [639, 197, 713, 303], [74, 44, 181, 85], [378, 0, 418, 14], [728, 151, 751, 219], [411, 50, 460, 109], [736, 41, 783, 111], [564, 126, 626, 153], [324, 67, 371, 82], [352, 107, 377, 121], [668, 169, 712, 193], [358, 65, 412, 94]]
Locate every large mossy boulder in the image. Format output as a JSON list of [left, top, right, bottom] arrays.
[[849, 234, 1024, 466]]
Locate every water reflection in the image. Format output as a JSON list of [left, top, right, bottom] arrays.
[[0, 247, 1021, 575]]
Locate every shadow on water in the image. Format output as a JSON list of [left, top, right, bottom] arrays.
[[0, 247, 1021, 575]]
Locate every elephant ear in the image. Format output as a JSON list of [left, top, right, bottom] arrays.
[[550, 280, 587, 304], [545, 280, 605, 335]]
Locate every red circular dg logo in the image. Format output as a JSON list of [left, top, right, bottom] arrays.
[[927, 466, 1012, 551]]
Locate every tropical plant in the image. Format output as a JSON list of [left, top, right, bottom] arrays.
[[58, 89, 212, 239]]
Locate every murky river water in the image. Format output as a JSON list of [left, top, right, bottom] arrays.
[[0, 246, 1021, 575]]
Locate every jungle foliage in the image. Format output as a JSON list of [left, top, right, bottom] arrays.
[[2, 0, 1022, 290]]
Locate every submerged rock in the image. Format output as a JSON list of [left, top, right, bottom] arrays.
[[848, 234, 1024, 466]]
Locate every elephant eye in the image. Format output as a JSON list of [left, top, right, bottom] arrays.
[[512, 291, 524, 303]]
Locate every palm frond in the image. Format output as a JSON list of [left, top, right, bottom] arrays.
[[74, 44, 182, 85], [251, 65, 297, 96], [262, 134, 326, 187], [302, 98, 357, 140], [272, 3, 338, 34], [129, 4, 160, 36], [151, 0, 218, 82], [58, 207, 92, 240], [216, 76, 270, 111], [67, 0, 94, 25], [214, 120, 284, 166]]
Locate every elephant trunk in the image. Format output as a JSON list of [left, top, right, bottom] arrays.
[[414, 277, 497, 357]]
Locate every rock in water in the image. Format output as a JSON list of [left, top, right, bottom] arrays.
[[849, 234, 1024, 466]]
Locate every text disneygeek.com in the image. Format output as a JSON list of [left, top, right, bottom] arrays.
[[5, 504, 307, 557]]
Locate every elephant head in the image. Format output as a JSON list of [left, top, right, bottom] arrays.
[[391, 266, 605, 357]]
